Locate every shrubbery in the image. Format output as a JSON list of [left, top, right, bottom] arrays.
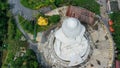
[[11, 49, 39, 68], [110, 12, 120, 60], [20, 0, 53, 9], [0, 0, 9, 43], [48, 15, 60, 24], [20, 0, 100, 14], [36, 15, 60, 32], [18, 15, 34, 34], [71, 0, 100, 14], [8, 18, 22, 40]]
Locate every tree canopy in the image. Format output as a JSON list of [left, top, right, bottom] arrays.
[[0, 0, 9, 42]]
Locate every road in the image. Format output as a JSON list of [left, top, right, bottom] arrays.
[[14, 15, 38, 50], [8, 0, 52, 20], [96, 0, 110, 29], [8, 0, 39, 20]]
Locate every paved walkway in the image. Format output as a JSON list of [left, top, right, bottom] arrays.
[[96, 0, 110, 28], [8, 0, 52, 20], [8, 0, 39, 20]]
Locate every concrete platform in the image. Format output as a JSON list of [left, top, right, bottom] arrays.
[[38, 6, 114, 68]]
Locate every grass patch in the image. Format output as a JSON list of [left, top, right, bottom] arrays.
[[2, 40, 39, 68], [18, 14, 60, 42], [20, 0, 53, 10], [2, 17, 28, 67], [2, 40, 28, 68], [18, 15, 34, 34], [55, 0, 100, 14], [2, 15, 39, 68], [7, 18, 22, 40]]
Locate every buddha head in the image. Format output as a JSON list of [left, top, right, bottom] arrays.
[[62, 17, 85, 38]]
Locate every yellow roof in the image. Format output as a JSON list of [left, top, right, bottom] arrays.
[[37, 16, 48, 26]]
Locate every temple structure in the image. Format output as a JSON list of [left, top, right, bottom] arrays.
[[54, 17, 91, 66], [38, 6, 114, 68]]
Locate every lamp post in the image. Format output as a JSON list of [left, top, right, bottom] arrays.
[[33, 18, 37, 41]]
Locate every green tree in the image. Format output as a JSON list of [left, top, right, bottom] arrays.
[[11, 49, 39, 68], [0, 0, 9, 42], [48, 15, 60, 24], [110, 12, 120, 60], [54, 0, 64, 7], [71, 0, 100, 14], [13, 57, 24, 68]]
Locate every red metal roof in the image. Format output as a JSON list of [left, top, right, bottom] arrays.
[[108, 20, 113, 26], [116, 60, 120, 68], [66, 6, 96, 25]]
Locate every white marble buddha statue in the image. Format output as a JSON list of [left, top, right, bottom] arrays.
[[54, 17, 90, 66]]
